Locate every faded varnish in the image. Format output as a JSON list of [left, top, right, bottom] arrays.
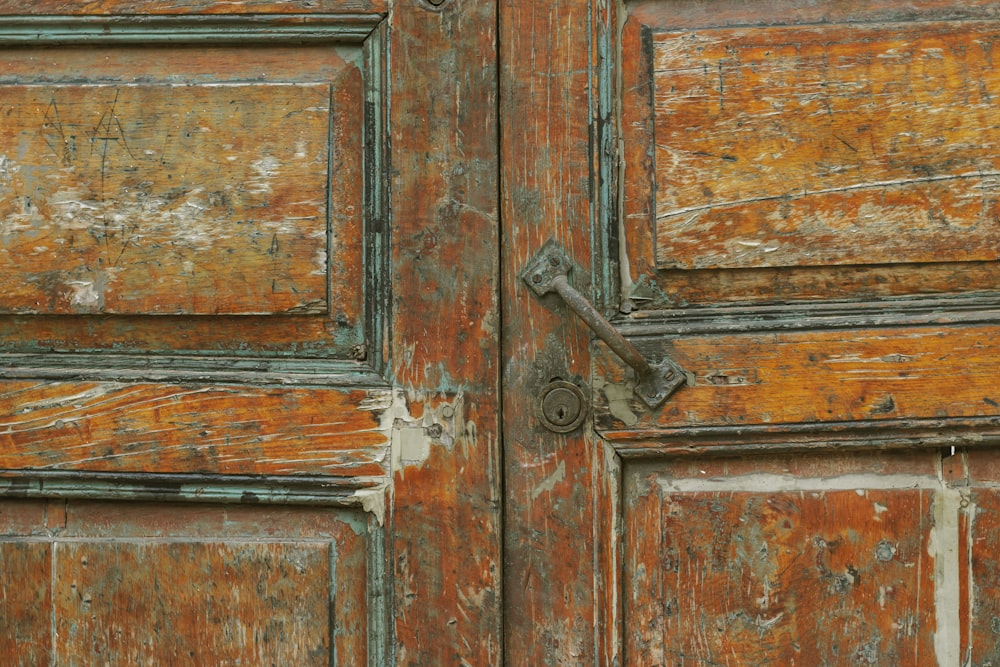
[[654, 23, 1000, 270], [0, 84, 329, 314]]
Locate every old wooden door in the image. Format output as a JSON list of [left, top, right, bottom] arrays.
[[503, 0, 1000, 664], [0, 1, 500, 665]]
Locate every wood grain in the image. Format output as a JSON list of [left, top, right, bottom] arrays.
[[56, 541, 331, 663], [388, 0, 502, 661], [0, 43, 366, 351], [0, 0, 384, 15], [0, 542, 51, 666], [620, 8, 1000, 308], [0, 501, 371, 666], [0, 381, 391, 478], [625, 468, 937, 665], [501, 0, 616, 662], [594, 324, 1000, 432], [0, 84, 330, 314], [653, 22, 1000, 270]]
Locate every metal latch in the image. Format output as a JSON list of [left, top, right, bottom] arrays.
[[521, 240, 686, 408]]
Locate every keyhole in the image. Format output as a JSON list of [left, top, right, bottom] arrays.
[[538, 381, 587, 433]]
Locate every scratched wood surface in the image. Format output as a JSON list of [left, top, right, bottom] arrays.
[[504, 0, 1000, 664], [0, 542, 51, 665], [0, 0, 385, 14], [0, 500, 369, 665], [0, 46, 362, 318], [501, 0, 617, 662], [620, 3, 1000, 308], [626, 480, 936, 664], [0, 43, 365, 351], [624, 452, 944, 665], [0, 84, 330, 314], [0, 380, 391, 478], [596, 323, 1000, 432], [944, 450, 1000, 664], [0, 4, 502, 666], [387, 0, 503, 660], [653, 22, 1000, 270]]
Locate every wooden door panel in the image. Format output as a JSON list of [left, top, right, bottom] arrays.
[[621, 0, 1000, 309], [0, 382, 390, 477], [649, 22, 1000, 271], [0, 0, 503, 663], [621, 451, 975, 665], [596, 323, 1000, 433], [0, 499, 373, 665], [502, 0, 1000, 664], [0, 37, 370, 354]]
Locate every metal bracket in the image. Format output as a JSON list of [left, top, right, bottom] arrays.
[[521, 240, 686, 408]]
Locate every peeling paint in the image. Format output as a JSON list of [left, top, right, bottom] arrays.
[[530, 460, 566, 500], [354, 486, 387, 526], [931, 486, 962, 667]]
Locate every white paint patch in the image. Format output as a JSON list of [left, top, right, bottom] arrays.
[[66, 280, 101, 307], [658, 472, 939, 493], [531, 460, 566, 500], [354, 486, 387, 526], [311, 248, 327, 276], [931, 487, 962, 667], [247, 155, 282, 194]]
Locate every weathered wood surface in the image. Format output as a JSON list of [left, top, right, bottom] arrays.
[[387, 0, 502, 663], [0, 500, 370, 665], [596, 323, 1000, 432], [0, 3, 502, 666], [627, 479, 936, 664], [0, 43, 365, 351], [0, 542, 51, 665], [0, 84, 330, 314], [501, 0, 617, 663], [653, 22, 1000, 270], [505, 0, 1000, 664], [0, 47, 363, 317], [620, 3, 1000, 309], [624, 451, 950, 665], [0, 381, 391, 478], [0, 0, 385, 14]]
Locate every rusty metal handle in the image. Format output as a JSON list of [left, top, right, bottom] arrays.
[[521, 240, 685, 407]]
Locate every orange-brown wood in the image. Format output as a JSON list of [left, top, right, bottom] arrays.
[[0, 43, 364, 335], [624, 461, 938, 664], [0, 2, 503, 665], [0, 83, 331, 314], [501, 0, 615, 662], [945, 449, 1000, 664], [0, 501, 369, 665], [0, 0, 385, 14], [387, 0, 502, 661], [57, 541, 332, 662], [620, 3, 1000, 308], [652, 22, 1000, 270], [597, 323, 1000, 432], [506, 0, 1000, 664], [0, 542, 51, 665], [0, 381, 390, 478]]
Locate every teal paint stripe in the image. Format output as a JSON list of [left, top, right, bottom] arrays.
[[0, 474, 385, 506], [0, 14, 382, 44], [0, 353, 390, 387]]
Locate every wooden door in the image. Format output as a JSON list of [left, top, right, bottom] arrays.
[[0, 2, 500, 665], [503, 0, 1000, 664]]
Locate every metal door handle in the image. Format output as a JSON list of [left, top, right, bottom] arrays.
[[521, 240, 685, 407]]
